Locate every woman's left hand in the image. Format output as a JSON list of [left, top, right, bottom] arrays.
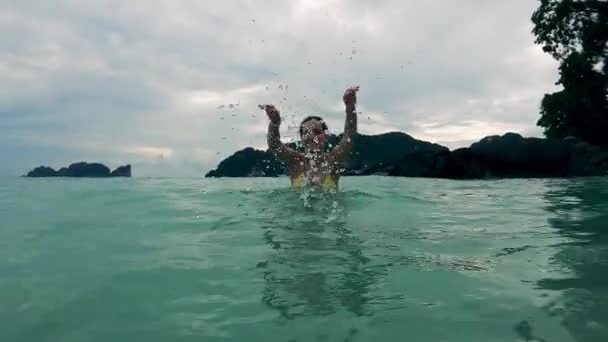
[[343, 86, 359, 110]]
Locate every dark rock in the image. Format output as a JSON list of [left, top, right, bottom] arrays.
[[563, 136, 608, 176], [111, 165, 131, 177], [373, 148, 487, 179], [205, 148, 286, 178], [206, 131, 608, 179], [467, 133, 571, 178], [205, 169, 221, 178], [25, 162, 131, 178], [26, 166, 57, 177], [358, 149, 450, 177], [586, 150, 608, 176], [441, 148, 488, 179], [563, 136, 583, 145], [205, 132, 447, 178], [366, 132, 608, 178], [63, 162, 110, 177], [343, 132, 447, 171], [56, 167, 69, 177]]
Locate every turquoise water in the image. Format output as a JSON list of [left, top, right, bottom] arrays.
[[1, 176, 607, 342]]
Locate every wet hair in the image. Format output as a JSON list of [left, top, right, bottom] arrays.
[[299, 116, 328, 137]]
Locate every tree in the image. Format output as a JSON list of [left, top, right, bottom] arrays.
[[538, 52, 608, 142], [532, 0, 608, 61], [532, 0, 608, 144]]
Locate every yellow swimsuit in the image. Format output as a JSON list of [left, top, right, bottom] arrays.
[[291, 173, 338, 192]]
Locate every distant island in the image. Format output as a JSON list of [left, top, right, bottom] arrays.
[[25, 162, 131, 178], [205, 132, 608, 179]]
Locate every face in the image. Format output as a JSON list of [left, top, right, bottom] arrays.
[[300, 119, 327, 149]]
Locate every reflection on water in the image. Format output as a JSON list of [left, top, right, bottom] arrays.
[[250, 179, 608, 342], [255, 189, 385, 320], [538, 178, 608, 341]]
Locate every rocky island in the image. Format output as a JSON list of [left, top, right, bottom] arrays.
[[25, 162, 131, 178], [205, 132, 608, 179]]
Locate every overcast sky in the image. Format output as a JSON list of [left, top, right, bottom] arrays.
[[1, 0, 560, 176]]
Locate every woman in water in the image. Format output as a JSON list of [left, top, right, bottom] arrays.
[[259, 86, 359, 191]]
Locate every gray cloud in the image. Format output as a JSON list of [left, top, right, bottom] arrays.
[[0, 0, 559, 175]]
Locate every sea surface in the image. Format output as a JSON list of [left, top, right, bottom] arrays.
[[1, 176, 607, 342]]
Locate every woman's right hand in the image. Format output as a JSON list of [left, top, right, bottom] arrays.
[[259, 104, 281, 124]]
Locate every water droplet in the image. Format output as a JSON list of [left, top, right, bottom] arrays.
[[351, 49, 357, 55]]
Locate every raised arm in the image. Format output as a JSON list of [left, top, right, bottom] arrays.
[[260, 104, 300, 164], [329, 86, 359, 162]]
